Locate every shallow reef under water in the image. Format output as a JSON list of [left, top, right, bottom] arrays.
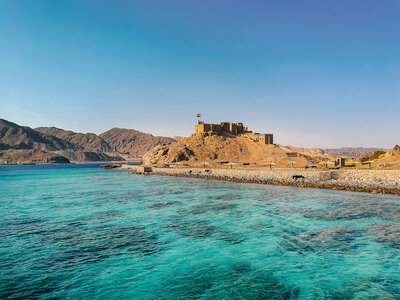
[[0, 164, 400, 299]]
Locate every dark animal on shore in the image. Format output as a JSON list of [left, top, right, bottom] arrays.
[[292, 175, 305, 180]]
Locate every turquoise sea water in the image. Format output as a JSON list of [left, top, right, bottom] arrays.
[[1, 164, 400, 299]]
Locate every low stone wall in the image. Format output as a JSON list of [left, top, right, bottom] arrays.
[[122, 165, 400, 195]]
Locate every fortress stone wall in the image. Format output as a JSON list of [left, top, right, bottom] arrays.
[[195, 121, 273, 144]]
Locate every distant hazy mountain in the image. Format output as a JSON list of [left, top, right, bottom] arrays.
[[0, 119, 75, 151], [284, 145, 325, 156], [2, 118, 388, 164], [283, 145, 388, 158], [0, 119, 121, 163], [324, 147, 388, 157], [35, 127, 112, 152], [173, 136, 185, 142], [0, 118, 176, 164], [99, 128, 176, 158], [0, 149, 70, 164]]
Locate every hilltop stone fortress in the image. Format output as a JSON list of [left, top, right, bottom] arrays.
[[195, 121, 273, 144]]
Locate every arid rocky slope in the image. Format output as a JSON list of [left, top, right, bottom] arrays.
[[324, 147, 387, 157], [0, 149, 70, 164], [173, 136, 185, 142], [284, 145, 326, 156], [376, 145, 400, 169], [142, 132, 320, 167], [0, 119, 75, 151], [99, 128, 175, 158], [35, 127, 112, 152], [0, 119, 175, 164], [33, 126, 122, 162], [285, 146, 387, 158], [142, 136, 400, 170], [0, 119, 123, 163]]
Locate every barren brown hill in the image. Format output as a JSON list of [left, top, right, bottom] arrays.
[[285, 145, 325, 156], [377, 145, 400, 169], [0, 149, 70, 164], [52, 150, 121, 162], [35, 127, 112, 152], [0, 119, 122, 163], [173, 136, 185, 142], [99, 128, 175, 158], [324, 147, 387, 157], [0, 119, 76, 151], [142, 132, 313, 167]]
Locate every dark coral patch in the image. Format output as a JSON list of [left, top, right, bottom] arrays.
[[282, 227, 361, 253], [148, 201, 181, 209], [367, 224, 400, 248], [158, 265, 298, 299], [187, 203, 237, 215], [168, 219, 216, 238]]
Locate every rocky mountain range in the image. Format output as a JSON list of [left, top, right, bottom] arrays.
[[323, 147, 388, 157], [0, 118, 392, 165], [0, 119, 175, 164], [35, 127, 112, 152], [285, 146, 387, 158], [99, 128, 175, 158], [284, 146, 325, 156]]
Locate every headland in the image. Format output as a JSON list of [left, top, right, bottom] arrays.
[[121, 165, 400, 195], [121, 120, 400, 195]]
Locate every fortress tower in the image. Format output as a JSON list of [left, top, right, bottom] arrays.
[[194, 121, 273, 145]]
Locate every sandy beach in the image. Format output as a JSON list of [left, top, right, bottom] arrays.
[[122, 165, 400, 195]]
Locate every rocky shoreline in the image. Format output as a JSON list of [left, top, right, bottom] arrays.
[[122, 166, 400, 196]]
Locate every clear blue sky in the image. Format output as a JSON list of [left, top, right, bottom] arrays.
[[1, 1, 399, 148]]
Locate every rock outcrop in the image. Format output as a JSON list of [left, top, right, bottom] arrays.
[[142, 132, 313, 167], [376, 145, 400, 169]]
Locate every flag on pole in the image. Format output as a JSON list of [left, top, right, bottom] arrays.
[[196, 113, 201, 118]]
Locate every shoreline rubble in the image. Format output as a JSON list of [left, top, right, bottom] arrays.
[[120, 165, 400, 196]]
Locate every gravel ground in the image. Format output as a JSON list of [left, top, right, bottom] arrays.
[[122, 166, 400, 195]]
